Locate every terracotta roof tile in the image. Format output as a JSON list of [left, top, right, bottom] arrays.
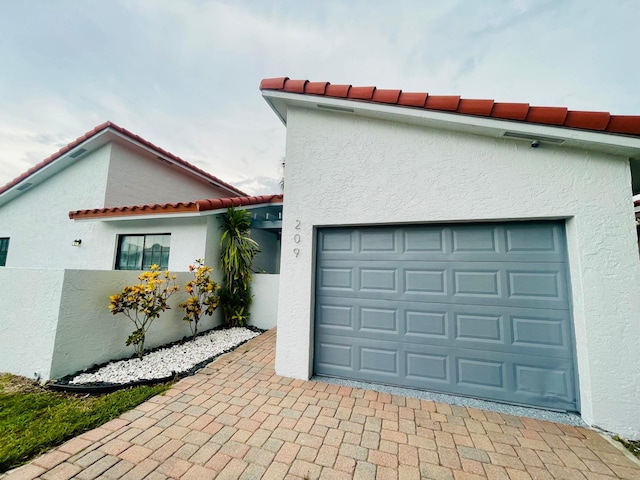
[[372, 89, 402, 104], [69, 194, 283, 220], [492, 102, 530, 120], [398, 92, 428, 107], [525, 106, 568, 125], [306, 81, 329, 95], [260, 77, 288, 90], [325, 84, 351, 98], [424, 95, 461, 111], [564, 111, 610, 131], [283, 79, 308, 93], [0, 121, 246, 198], [260, 77, 640, 138], [347, 86, 376, 100], [457, 99, 495, 116], [608, 116, 640, 135]]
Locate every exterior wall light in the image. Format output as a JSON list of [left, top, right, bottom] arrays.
[[72, 239, 82, 246]]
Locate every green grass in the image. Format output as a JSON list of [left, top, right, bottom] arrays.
[[0, 374, 170, 473]]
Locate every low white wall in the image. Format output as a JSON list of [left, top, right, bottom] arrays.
[[50, 269, 222, 379], [0, 268, 66, 380], [250, 274, 279, 330]]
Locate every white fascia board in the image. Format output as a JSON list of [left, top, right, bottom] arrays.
[[262, 91, 640, 159], [72, 202, 284, 222], [71, 211, 206, 222], [0, 132, 111, 208]]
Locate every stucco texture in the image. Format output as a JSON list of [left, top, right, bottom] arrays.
[[0, 140, 236, 271], [275, 107, 640, 438]]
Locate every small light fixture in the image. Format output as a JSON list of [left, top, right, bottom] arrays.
[[72, 239, 82, 246]]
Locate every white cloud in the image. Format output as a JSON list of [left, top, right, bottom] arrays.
[[0, 0, 638, 194]]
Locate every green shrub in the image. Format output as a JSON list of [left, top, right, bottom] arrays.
[[179, 259, 220, 336], [220, 208, 260, 327], [109, 265, 179, 358]]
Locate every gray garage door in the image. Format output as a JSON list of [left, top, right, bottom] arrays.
[[314, 222, 578, 411]]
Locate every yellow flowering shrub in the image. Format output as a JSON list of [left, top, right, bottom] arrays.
[[179, 259, 220, 336], [109, 265, 179, 359]]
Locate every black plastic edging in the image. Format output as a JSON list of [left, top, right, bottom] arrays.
[[47, 327, 265, 394]]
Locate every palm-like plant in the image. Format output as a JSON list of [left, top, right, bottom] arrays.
[[219, 207, 260, 327]]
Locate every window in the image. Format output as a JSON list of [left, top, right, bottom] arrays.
[[0, 238, 8, 266], [116, 234, 170, 270]]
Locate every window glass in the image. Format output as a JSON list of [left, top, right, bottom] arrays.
[[116, 234, 170, 270], [0, 238, 9, 266]]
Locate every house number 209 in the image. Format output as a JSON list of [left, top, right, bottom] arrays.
[[293, 220, 301, 257]]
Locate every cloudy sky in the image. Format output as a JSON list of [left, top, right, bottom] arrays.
[[1, 0, 638, 195]]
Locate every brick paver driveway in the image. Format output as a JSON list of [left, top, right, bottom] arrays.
[[4, 329, 640, 479]]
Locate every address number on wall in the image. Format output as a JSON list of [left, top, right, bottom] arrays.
[[293, 220, 301, 257]]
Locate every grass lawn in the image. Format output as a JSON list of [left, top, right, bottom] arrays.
[[0, 373, 170, 473]]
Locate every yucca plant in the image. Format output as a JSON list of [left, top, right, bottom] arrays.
[[219, 207, 260, 327]]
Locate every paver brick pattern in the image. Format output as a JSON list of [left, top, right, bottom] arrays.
[[3, 329, 640, 479]]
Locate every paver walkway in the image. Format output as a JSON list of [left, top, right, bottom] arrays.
[[4, 329, 640, 480]]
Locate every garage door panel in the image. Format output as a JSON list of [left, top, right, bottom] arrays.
[[318, 266, 355, 290], [318, 262, 568, 310], [319, 223, 566, 263], [316, 334, 577, 410], [451, 225, 500, 253], [315, 222, 577, 411], [505, 223, 564, 254], [317, 296, 573, 359]]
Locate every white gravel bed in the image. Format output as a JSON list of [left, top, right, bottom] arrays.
[[69, 327, 261, 385]]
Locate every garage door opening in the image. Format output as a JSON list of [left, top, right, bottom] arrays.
[[313, 221, 578, 412]]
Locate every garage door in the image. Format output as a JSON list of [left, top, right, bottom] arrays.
[[314, 222, 577, 411]]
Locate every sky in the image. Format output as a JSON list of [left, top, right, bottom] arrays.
[[0, 0, 639, 196]]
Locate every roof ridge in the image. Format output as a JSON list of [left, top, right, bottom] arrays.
[[0, 122, 247, 197], [260, 77, 640, 137]]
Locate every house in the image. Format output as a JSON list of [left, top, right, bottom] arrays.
[[0, 122, 282, 380], [261, 77, 640, 439], [0, 121, 246, 270]]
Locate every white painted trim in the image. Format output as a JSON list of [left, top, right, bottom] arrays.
[[262, 91, 640, 158]]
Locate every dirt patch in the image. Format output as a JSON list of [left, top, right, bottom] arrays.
[[0, 373, 47, 395]]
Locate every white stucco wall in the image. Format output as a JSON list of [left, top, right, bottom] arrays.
[[0, 268, 66, 380], [50, 269, 222, 379], [0, 144, 112, 269], [276, 107, 640, 438], [104, 142, 234, 207], [0, 140, 238, 271], [250, 274, 280, 330], [88, 216, 210, 272]]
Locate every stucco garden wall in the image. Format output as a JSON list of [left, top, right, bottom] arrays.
[[250, 274, 280, 330], [0, 268, 66, 380], [275, 107, 640, 438], [49, 269, 214, 379], [0, 267, 277, 381]]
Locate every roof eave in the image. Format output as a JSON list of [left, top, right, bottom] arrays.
[[71, 201, 285, 222], [0, 123, 246, 208], [262, 90, 640, 159], [0, 128, 113, 208]]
